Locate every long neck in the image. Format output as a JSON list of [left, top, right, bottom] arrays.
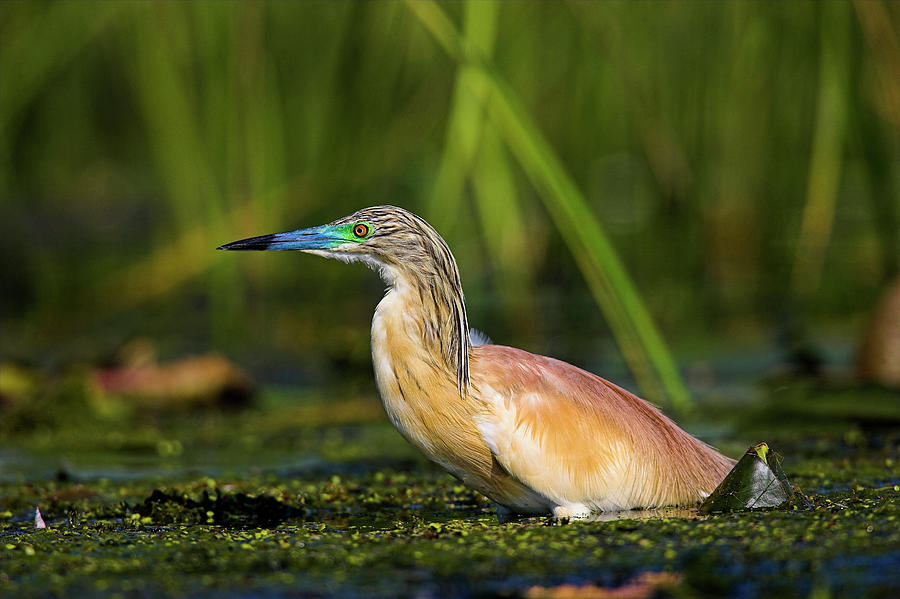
[[376, 242, 471, 394]]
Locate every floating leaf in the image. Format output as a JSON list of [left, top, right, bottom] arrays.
[[95, 352, 253, 410], [525, 572, 682, 599], [699, 443, 796, 514]]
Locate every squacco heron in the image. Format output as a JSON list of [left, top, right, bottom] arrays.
[[220, 206, 735, 518]]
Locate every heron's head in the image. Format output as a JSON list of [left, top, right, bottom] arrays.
[[220, 204, 471, 390], [218, 205, 457, 283]]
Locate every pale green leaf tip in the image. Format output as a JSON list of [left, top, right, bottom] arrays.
[[753, 442, 769, 465]]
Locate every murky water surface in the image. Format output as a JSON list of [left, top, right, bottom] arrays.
[[1, 384, 898, 598]]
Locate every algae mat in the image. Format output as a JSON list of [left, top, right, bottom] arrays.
[[1, 392, 899, 598]]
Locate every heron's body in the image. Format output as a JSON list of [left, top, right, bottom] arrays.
[[221, 205, 735, 517]]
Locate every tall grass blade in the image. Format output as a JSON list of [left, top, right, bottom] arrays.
[[0, 2, 122, 195], [406, 0, 691, 411], [792, 2, 851, 299], [430, 1, 537, 332]]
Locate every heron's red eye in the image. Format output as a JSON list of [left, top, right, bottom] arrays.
[[353, 224, 369, 238]]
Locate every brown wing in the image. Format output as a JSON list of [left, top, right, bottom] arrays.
[[469, 345, 734, 510]]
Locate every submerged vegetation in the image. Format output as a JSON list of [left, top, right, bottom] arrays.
[[2, 377, 899, 598], [4, 477, 899, 598]]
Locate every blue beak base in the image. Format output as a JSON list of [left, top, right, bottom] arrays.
[[217, 226, 341, 251]]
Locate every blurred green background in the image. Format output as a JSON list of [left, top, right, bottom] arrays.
[[2, 0, 899, 404]]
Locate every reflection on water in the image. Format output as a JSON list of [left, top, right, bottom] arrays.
[[580, 506, 698, 522], [496, 505, 698, 524]]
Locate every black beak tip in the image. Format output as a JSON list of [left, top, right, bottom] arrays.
[[216, 234, 278, 251]]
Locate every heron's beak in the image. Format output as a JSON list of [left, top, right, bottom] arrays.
[[217, 226, 343, 251]]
